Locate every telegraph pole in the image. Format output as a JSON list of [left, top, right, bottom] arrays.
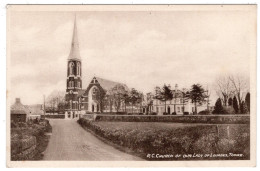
[[43, 95, 46, 120]]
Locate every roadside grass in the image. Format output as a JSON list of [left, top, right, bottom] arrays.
[[78, 118, 250, 161]]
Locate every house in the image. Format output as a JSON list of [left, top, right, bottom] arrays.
[[142, 85, 208, 115], [11, 98, 29, 122]]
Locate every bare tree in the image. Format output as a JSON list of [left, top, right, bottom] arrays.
[[229, 74, 249, 113], [214, 75, 234, 106], [46, 90, 65, 114], [109, 84, 128, 113]]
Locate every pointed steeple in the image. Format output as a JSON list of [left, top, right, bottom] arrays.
[[68, 16, 81, 60]]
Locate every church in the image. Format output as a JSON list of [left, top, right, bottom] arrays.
[[64, 18, 128, 119]]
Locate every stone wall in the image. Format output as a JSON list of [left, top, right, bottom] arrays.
[[11, 135, 37, 160]]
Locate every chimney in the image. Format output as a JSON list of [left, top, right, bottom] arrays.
[[15, 98, 21, 104]]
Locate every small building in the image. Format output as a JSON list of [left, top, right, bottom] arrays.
[[26, 104, 43, 120], [11, 98, 29, 122]]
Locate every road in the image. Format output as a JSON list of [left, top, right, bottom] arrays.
[[43, 119, 141, 161]]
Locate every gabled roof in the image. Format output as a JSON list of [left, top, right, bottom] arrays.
[[68, 17, 81, 60], [11, 98, 29, 115], [95, 77, 129, 91]]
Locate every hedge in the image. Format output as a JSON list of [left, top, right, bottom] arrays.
[[78, 118, 250, 160], [87, 114, 250, 124], [41, 114, 65, 119]]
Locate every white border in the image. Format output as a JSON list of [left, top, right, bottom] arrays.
[[1, 0, 259, 170]]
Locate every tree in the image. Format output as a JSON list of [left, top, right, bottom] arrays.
[[122, 92, 130, 113], [229, 74, 249, 113], [233, 96, 239, 114], [228, 97, 233, 106], [189, 84, 207, 114], [46, 90, 65, 114], [245, 92, 250, 113], [110, 84, 128, 113], [129, 88, 141, 114], [240, 101, 247, 114], [161, 84, 173, 114], [212, 98, 224, 114], [214, 75, 234, 106], [93, 88, 106, 113]]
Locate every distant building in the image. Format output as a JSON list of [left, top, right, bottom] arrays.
[[11, 98, 29, 122], [142, 85, 209, 115], [26, 104, 43, 119]]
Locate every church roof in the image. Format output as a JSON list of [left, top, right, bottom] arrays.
[[11, 98, 29, 115], [68, 17, 81, 60], [95, 77, 129, 91]]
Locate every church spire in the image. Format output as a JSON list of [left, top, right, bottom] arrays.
[[68, 15, 81, 60]]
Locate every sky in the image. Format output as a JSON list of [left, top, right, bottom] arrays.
[[9, 8, 254, 105]]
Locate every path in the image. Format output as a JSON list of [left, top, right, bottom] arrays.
[[43, 119, 141, 161]]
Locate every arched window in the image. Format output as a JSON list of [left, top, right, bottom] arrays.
[[69, 62, 74, 75], [92, 87, 98, 100], [77, 62, 80, 76]]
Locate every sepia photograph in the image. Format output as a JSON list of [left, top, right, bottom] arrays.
[[6, 4, 256, 167]]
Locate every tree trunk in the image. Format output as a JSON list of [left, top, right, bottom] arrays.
[[124, 101, 126, 113], [195, 101, 197, 115], [165, 101, 166, 114]]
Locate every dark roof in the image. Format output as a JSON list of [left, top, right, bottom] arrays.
[[95, 77, 129, 91], [11, 98, 29, 115]]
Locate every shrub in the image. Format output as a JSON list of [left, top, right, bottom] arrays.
[[172, 112, 177, 115], [150, 112, 157, 115], [183, 112, 189, 115], [198, 110, 211, 115], [223, 106, 235, 114], [116, 112, 127, 115], [163, 112, 168, 115]]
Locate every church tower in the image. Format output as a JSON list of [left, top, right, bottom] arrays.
[[65, 17, 82, 119]]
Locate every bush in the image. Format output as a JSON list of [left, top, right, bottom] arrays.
[[42, 114, 65, 119], [172, 112, 177, 115], [116, 112, 127, 115], [150, 112, 157, 115], [223, 106, 235, 114], [163, 112, 168, 115], [184, 112, 189, 115], [198, 110, 211, 115]]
